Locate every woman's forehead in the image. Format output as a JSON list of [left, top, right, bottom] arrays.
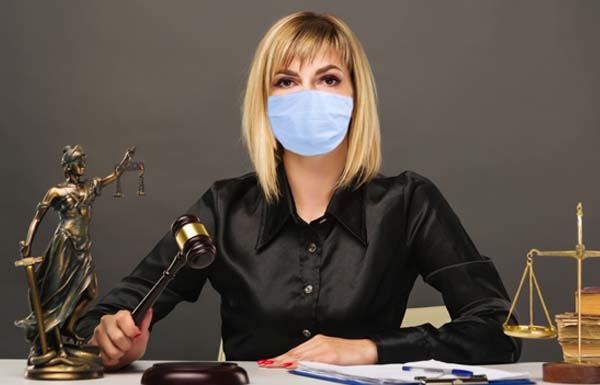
[[277, 46, 347, 72]]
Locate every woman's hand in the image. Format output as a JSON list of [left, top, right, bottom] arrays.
[[258, 334, 378, 369], [89, 308, 153, 370]]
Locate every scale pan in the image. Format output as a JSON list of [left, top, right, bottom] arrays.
[[503, 324, 557, 339]]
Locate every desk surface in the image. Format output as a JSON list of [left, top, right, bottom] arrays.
[[0, 360, 572, 385]]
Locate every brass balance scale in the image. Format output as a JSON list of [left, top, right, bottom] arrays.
[[113, 160, 145, 197], [502, 203, 600, 383]]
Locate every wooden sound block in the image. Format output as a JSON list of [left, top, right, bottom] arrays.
[[543, 362, 600, 383], [141, 362, 249, 385]]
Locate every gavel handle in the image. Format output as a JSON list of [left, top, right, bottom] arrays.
[[131, 252, 186, 326]]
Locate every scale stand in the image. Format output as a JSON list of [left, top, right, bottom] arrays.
[[502, 203, 600, 383]]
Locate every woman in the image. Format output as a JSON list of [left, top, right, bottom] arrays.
[[16, 145, 134, 364], [76, 11, 522, 369]]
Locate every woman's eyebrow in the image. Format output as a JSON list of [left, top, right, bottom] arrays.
[[274, 64, 343, 77]]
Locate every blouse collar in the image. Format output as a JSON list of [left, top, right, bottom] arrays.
[[255, 161, 368, 251]]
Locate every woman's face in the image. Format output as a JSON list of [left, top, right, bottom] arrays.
[[270, 47, 354, 98]]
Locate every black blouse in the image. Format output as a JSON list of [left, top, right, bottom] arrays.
[[76, 162, 522, 364]]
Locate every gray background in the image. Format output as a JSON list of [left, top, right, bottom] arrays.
[[1, 0, 599, 363]]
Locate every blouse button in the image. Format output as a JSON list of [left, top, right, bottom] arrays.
[[304, 284, 313, 294], [307, 243, 317, 253], [302, 329, 312, 338]]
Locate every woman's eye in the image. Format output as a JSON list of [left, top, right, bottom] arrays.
[[322, 75, 340, 86], [275, 78, 295, 88]]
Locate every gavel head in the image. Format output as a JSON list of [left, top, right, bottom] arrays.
[[171, 215, 216, 269]]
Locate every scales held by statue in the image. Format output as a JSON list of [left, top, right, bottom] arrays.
[[113, 160, 146, 198]]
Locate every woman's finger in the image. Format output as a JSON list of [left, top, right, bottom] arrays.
[[265, 347, 318, 368], [138, 307, 153, 334], [262, 342, 315, 366], [276, 343, 339, 368], [93, 327, 123, 361], [288, 336, 327, 356], [100, 353, 119, 368], [269, 336, 319, 361], [103, 318, 133, 352], [115, 310, 140, 339]]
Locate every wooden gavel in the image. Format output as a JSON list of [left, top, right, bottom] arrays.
[[131, 214, 216, 326]]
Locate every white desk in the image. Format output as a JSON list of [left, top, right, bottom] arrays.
[[0, 360, 569, 384]]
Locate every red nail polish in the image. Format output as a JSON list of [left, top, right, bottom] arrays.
[[134, 332, 142, 339], [283, 362, 294, 367]]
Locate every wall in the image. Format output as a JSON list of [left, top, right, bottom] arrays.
[[2, 0, 599, 362]]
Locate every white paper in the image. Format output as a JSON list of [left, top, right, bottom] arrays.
[[295, 359, 531, 384]]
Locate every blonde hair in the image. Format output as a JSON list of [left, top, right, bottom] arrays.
[[241, 11, 381, 203]]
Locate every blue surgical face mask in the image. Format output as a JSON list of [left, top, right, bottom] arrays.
[[267, 89, 354, 156]]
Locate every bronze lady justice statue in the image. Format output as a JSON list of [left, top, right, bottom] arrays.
[[15, 145, 136, 379]]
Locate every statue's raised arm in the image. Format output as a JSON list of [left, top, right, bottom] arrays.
[[100, 146, 136, 187]]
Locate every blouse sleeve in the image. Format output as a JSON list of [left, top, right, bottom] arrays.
[[367, 173, 522, 364], [75, 183, 219, 341]]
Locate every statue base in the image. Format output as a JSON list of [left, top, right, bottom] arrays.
[[543, 362, 600, 384], [26, 344, 103, 380]]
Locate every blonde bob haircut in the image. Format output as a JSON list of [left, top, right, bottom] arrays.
[[242, 11, 381, 203]]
